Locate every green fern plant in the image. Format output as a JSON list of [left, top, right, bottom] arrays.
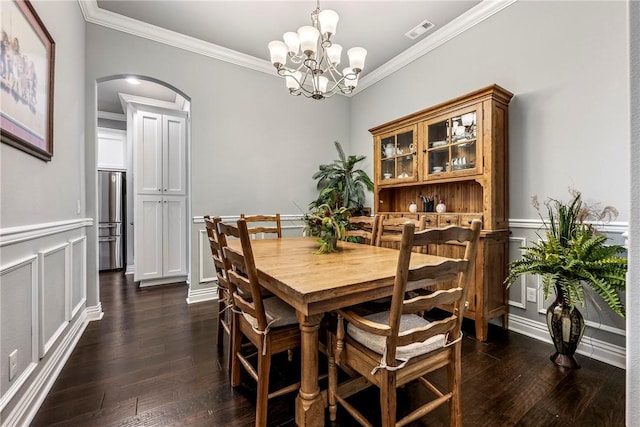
[[505, 190, 628, 316]]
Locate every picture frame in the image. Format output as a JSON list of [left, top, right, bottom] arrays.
[[1, 0, 55, 161]]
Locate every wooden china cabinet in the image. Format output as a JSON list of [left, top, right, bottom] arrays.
[[370, 84, 513, 341]]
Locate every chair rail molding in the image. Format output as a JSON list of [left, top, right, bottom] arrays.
[[0, 218, 94, 247], [509, 218, 628, 234]]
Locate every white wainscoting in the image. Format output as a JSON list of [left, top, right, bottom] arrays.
[[0, 218, 96, 426], [69, 237, 87, 319], [0, 255, 39, 414], [38, 243, 70, 358]]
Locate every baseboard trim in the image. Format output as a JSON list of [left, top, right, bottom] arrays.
[[138, 276, 187, 288], [508, 313, 626, 369], [85, 303, 104, 321], [186, 285, 218, 304], [1, 307, 92, 427]]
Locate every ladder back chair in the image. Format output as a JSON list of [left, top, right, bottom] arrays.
[[203, 215, 233, 369], [376, 215, 428, 253], [240, 213, 282, 238], [328, 220, 481, 427], [344, 215, 381, 245], [217, 218, 301, 427]]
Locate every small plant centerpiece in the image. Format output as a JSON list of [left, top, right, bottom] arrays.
[[505, 189, 627, 368], [303, 204, 350, 254]]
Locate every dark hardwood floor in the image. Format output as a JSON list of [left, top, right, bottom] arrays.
[[31, 271, 625, 426]]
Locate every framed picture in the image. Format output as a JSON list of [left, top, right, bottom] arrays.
[[1, 0, 55, 161]]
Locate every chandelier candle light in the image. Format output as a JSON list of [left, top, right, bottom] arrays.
[[267, 1, 367, 100]]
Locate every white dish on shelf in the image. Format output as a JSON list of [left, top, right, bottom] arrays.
[[383, 173, 392, 179], [432, 140, 447, 147]]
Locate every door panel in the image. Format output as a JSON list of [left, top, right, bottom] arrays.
[[134, 195, 163, 281], [135, 111, 163, 195], [163, 115, 187, 196], [163, 196, 187, 277]]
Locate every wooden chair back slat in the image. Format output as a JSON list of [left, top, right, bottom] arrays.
[[403, 288, 464, 315], [344, 215, 380, 245], [377, 216, 428, 252], [396, 317, 459, 347], [411, 225, 478, 246], [406, 259, 467, 283], [240, 213, 282, 238]]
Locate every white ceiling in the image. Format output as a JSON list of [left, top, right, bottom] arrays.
[[92, 0, 491, 115]]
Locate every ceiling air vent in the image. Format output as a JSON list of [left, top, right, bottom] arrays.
[[405, 19, 435, 40]]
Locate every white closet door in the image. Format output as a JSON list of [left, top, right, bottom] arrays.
[[163, 114, 187, 196], [135, 111, 163, 195], [134, 195, 163, 281], [162, 195, 187, 277]]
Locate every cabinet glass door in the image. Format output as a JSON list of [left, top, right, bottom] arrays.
[[425, 108, 480, 179], [378, 126, 417, 184]]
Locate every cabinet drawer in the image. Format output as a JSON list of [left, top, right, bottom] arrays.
[[438, 214, 459, 227], [460, 214, 483, 228], [422, 214, 438, 228]]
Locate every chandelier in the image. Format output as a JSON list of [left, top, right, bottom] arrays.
[[267, 1, 367, 100]]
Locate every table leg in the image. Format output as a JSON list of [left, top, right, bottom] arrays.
[[295, 313, 325, 427]]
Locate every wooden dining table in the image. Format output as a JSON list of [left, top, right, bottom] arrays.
[[227, 236, 452, 427]]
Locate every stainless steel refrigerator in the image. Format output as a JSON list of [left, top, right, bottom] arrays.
[[98, 170, 125, 270]]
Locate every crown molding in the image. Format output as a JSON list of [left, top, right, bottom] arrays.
[[354, 0, 518, 94], [79, 0, 517, 95], [97, 111, 126, 122], [78, 0, 273, 75]]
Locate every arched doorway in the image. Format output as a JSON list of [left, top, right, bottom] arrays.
[[95, 75, 191, 291]]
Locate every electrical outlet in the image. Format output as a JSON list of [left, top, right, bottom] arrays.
[[9, 349, 18, 381], [526, 287, 537, 303]]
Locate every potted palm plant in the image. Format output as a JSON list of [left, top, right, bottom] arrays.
[[310, 141, 374, 215], [505, 189, 627, 368]]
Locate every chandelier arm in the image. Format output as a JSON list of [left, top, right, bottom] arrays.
[[324, 67, 343, 85]]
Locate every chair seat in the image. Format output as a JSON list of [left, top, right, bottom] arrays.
[[347, 311, 446, 361], [242, 297, 298, 330]]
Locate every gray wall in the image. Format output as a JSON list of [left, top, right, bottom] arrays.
[[349, 0, 630, 366], [0, 1, 87, 424]]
